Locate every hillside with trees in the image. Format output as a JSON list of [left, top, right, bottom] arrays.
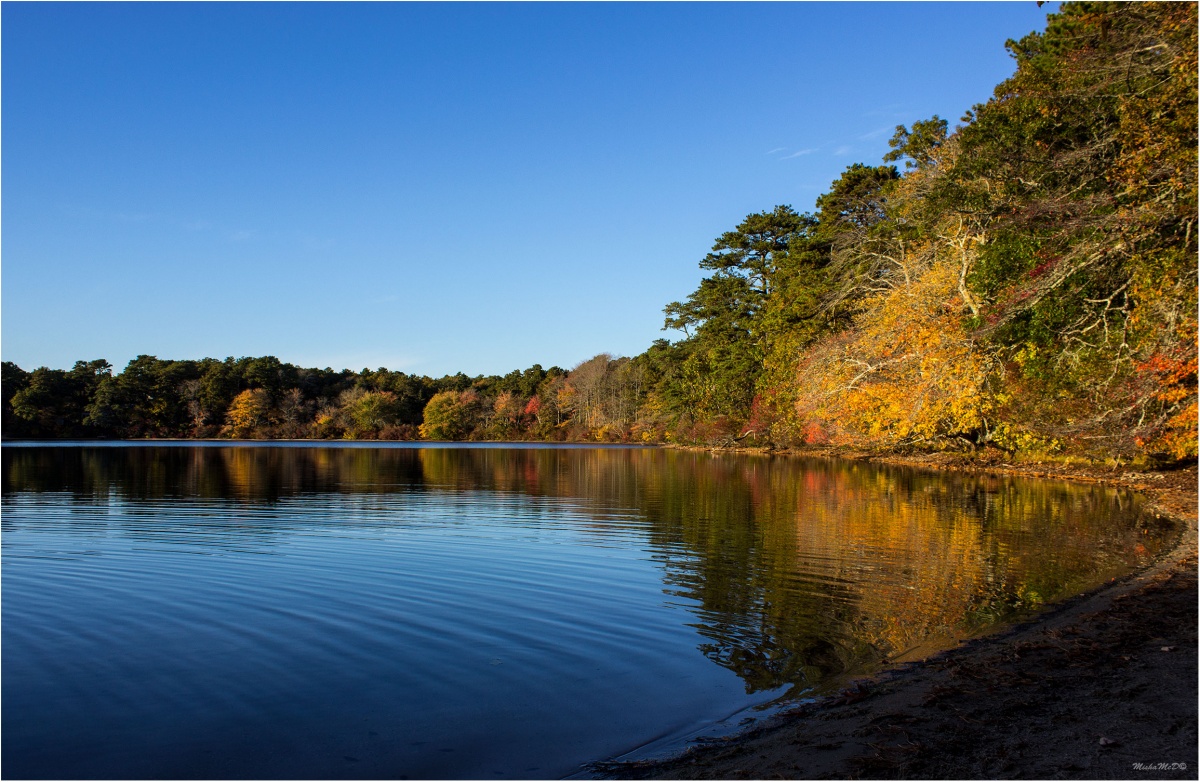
[[4, 2, 1195, 463]]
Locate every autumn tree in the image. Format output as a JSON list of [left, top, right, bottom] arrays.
[[419, 390, 484, 441], [795, 242, 1001, 448], [488, 391, 528, 440], [343, 390, 402, 439], [939, 1, 1196, 457], [221, 389, 273, 439]]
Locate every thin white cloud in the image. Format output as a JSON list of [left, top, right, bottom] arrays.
[[833, 145, 853, 156], [782, 148, 817, 159], [857, 126, 893, 140], [766, 147, 787, 155]]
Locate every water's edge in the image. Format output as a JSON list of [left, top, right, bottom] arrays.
[[580, 456, 1195, 779]]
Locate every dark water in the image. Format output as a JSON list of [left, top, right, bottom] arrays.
[[1, 443, 1172, 779]]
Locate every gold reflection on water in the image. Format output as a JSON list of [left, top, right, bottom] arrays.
[[2, 446, 1170, 697]]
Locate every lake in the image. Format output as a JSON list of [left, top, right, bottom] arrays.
[[1, 443, 1172, 779]]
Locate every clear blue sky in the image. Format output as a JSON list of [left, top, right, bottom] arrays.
[[2, 2, 1056, 378]]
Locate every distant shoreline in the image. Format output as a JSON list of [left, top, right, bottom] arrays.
[[0, 438, 654, 447]]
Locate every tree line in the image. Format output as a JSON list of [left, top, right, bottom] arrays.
[[4, 3, 1196, 462]]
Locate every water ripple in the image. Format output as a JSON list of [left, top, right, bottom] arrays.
[[1, 445, 1169, 779]]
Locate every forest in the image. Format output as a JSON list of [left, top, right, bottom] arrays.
[[4, 3, 1196, 463]]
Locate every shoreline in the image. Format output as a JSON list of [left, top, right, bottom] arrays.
[[593, 451, 1198, 780]]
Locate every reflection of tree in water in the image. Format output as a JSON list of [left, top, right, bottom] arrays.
[[633, 454, 876, 694], [413, 449, 1165, 695], [791, 466, 1160, 654], [2, 446, 1167, 696], [2, 447, 432, 549], [2, 446, 429, 502], [637, 456, 1163, 694]]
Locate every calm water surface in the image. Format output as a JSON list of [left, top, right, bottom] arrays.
[[2, 443, 1172, 779]]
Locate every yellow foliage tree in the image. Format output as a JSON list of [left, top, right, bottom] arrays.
[[796, 254, 999, 448], [220, 389, 272, 439], [419, 390, 482, 441]]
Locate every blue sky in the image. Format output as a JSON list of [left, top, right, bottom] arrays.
[[3, 2, 1056, 378]]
